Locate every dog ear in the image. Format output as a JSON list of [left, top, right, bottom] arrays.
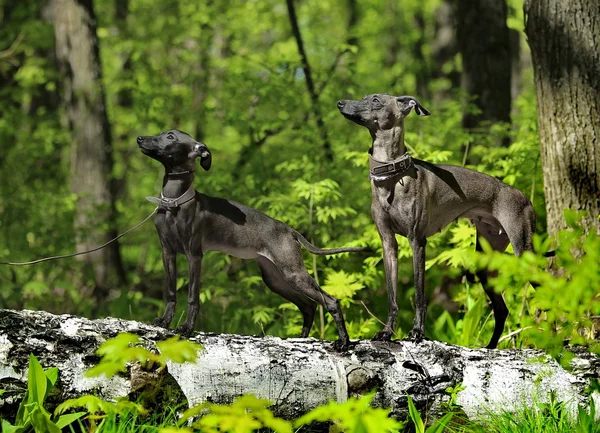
[[396, 96, 431, 116], [190, 143, 212, 171]]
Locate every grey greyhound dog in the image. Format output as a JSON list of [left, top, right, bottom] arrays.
[[137, 130, 364, 349], [338, 94, 537, 349]]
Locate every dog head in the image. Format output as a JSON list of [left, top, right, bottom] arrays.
[[337, 94, 430, 131], [137, 130, 212, 172]]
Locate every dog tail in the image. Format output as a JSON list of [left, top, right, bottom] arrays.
[[294, 232, 370, 255]]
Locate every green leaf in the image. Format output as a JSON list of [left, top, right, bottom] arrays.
[[352, 417, 369, 433], [425, 412, 454, 433], [27, 354, 47, 406], [406, 394, 425, 433], [29, 405, 60, 433], [1, 419, 20, 433], [296, 393, 401, 432], [55, 395, 114, 416], [44, 367, 59, 401], [14, 391, 29, 425], [156, 336, 203, 364], [53, 412, 87, 429]]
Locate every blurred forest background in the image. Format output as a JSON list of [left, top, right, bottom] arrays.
[[0, 0, 598, 352]]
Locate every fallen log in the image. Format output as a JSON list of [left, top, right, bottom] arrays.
[[0, 309, 598, 422]]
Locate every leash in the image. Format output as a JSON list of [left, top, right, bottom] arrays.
[[0, 207, 159, 266]]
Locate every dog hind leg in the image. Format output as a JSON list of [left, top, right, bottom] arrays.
[[256, 256, 317, 338], [475, 223, 510, 349], [263, 248, 350, 349]]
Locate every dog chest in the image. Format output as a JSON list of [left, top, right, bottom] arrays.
[[371, 182, 420, 237]]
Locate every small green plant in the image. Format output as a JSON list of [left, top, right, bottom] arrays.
[[405, 393, 454, 433], [86, 332, 203, 378], [175, 394, 292, 433], [467, 393, 600, 433], [45, 333, 203, 429], [53, 395, 151, 432], [1, 354, 85, 433], [295, 392, 403, 432]]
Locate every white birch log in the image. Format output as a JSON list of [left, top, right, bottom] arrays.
[[0, 309, 598, 422]]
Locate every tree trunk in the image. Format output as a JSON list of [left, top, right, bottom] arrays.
[[286, 0, 333, 162], [412, 7, 431, 100], [115, 0, 133, 110], [455, 0, 512, 131], [431, 0, 460, 102], [52, 0, 126, 297], [1, 309, 598, 423], [524, 0, 600, 236]]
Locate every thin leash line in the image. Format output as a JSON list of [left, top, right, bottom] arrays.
[[0, 207, 159, 266]]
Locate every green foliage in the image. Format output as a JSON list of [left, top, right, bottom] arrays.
[[55, 395, 147, 418], [295, 392, 403, 432], [468, 216, 600, 358], [90, 404, 183, 433], [86, 333, 203, 378], [406, 393, 454, 433], [1, 354, 85, 433], [467, 393, 600, 433], [178, 395, 292, 433]]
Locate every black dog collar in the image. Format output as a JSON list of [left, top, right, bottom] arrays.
[[369, 153, 413, 181], [146, 184, 196, 209], [166, 169, 194, 179]]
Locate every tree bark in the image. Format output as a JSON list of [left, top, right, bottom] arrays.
[[412, 7, 431, 100], [431, 0, 460, 102], [454, 0, 512, 131], [286, 0, 333, 162], [51, 0, 126, 296], [1, 309, 598, 423], [524, 0, 600, 236]]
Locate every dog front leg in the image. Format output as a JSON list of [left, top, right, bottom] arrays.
[[373, 233, 398, 341], [407, 237, 427, 343], [176, 254, 202, 337], [155, 250, 177, 328]]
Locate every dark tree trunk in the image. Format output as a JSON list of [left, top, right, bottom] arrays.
[[286, 0, 333, 162], [412, 7, 431, 100], [192, 10, 214, 143], [52, 0, 126, 298], [431, 0, 460, 101], [115, 0, 133, 110], [455, 0, 512, 131], [524, 0, 600, 236], [383, 0, 401, 69]]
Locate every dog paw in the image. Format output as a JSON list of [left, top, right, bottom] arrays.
[[153, 318, 170, 328], [175, 324, 194, 338], [332, 339, 350, 352], [406, 329, 424, 343], [372, 329, 393, 341]]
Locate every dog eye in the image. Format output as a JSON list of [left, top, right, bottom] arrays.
[[372, 97, 380, 104], [167, 133, 175, 140]]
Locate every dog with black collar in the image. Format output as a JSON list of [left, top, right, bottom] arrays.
[[138, 130, 365, 349], [338, 94, 538, 349]]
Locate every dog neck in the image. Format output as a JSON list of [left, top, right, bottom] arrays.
[[369, 123, 406, 162], [162, 170, 195, 199]]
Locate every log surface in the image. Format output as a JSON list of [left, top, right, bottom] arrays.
[[1, 309, 598, 421]]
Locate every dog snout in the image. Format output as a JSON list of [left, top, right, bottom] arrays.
[[337, 100, 346, 109], [137, 136, 144, 144]]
